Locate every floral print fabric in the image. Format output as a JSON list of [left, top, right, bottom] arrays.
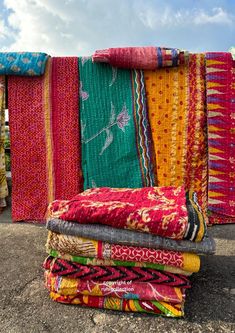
[[48, 186, 206, 241]]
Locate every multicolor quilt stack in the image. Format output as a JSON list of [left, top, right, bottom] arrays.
[[43, 186, 215, 317]]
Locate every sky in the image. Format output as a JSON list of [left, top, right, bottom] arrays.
[[0, 0, 235, 56]]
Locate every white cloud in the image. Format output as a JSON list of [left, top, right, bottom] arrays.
[[0, 18, 11, 39], [138, 5, 234, 29], [194, 7, 233, 25], [0, 1, 234, 55]]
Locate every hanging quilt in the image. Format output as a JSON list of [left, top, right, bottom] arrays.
[[79, 57, 155, 190], [8, 57, 82, 221], [206, 52, 235, 224]]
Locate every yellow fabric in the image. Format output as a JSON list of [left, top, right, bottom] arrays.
[[144, 54, 207, 213], [182, 252, 200, 273], [43, 58, 54, 204], [145, 65, 189, 186], [0, 76, 8, 201]]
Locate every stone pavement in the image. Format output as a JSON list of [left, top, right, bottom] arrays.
[[0, 205, 234, 333]]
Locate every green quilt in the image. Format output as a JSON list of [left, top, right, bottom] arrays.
[[79, 57, 155, 189]]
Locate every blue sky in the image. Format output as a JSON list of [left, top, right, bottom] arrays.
[[0, 0, 234, 55]]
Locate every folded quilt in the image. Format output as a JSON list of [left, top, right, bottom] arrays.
[[48, 249, 192, 276], [50, 292, 184, 316], [92, 47, 186, 69], [206, 52, 235, 224], [46, 232, 200, 272], [48, 186, 206, 242], [45, 271, 184, 303], [43, 256, 191, 287], [0, 52, 49, 76], [47, 219, 215, 255]]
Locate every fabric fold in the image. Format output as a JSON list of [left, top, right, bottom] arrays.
[[47, 249, 193, 276], [46, 231, 200, 273], [46, 219, 215, 254], [43, 256, 191, 287], [50, 292, 184, 316], [45, 271, 185, 303], [48, 186, 206, 242], [92, 47, 187, 69]]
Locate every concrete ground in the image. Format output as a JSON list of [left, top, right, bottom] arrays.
[[0, 202, 235, 333]]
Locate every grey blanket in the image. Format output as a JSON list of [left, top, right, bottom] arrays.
[[46, 218, 215, 255]]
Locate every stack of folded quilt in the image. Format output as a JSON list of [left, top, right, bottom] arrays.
[[43, 186, 215, 317]]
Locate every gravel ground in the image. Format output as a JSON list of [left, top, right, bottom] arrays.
[[0, 205, 234, 333]]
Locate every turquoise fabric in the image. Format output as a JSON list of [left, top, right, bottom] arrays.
[[0, 52, 49, 76], [79, 57, 155, 189]]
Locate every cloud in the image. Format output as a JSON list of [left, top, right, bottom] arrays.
[[138, 5, 234, 28], [0, 17, 10, 39], [194, 7, 233, 25], [1, 0, 235, 55]]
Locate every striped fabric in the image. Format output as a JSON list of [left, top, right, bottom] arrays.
[[0, 76, 8, 205], [206, 52, 235, 224]]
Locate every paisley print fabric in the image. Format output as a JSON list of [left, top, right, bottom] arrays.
[[48, 186, 206, 241], [0, 52, 48, 76]]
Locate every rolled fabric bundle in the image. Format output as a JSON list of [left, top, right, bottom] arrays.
[[48, 186, 206, 242], [46, 219, 215, 254], [92, 46, 187, 69], [47, 249, 193, 276], [50, 292, 184, 317], [46, 231, 200, 273], [43, 256, 191, 287], [45, 271, 185, 303], [0, 52, 49, 76]]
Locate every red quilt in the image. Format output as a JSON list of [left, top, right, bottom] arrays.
[[48, 186, 205, 241]]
